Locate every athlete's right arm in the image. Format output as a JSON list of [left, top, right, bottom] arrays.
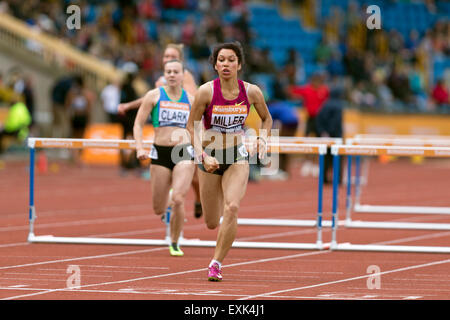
[[117, 97, 144, 115], [186, 83, 211, 162], [133, 89, 158, 160]]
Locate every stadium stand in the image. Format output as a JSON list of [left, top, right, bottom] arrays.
[[0, 0, 448, 141]]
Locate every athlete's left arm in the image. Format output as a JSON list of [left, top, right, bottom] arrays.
[[248, 84, 273, 137], [248, 84, 273, 158]]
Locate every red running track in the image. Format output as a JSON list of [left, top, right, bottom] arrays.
[[0, 157, 450, 300]]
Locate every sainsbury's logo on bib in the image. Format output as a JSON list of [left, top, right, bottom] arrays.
[[211, 103, 248, 132], [159, 101, 190, 127]]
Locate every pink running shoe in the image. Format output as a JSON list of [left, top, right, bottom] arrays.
[[208, 263, 223, 282]]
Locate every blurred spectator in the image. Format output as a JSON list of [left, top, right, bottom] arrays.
[[327, 50, 345, 78], [289, 72, 329, 178], [288, 72, 329, 137], [314, 37, 333, 66], [432, 79, 449, 109], [65, 75, 94, 161], [1, 0, 448, 119], [232, 6, 251, 45], [284, 48, 306, 85], [405, 30, 421, 52], [119, 72, 140, 174], [350, 81, 376, 110], [51, 75, 74, 138], [0, 100, 31, 154], [20, 75, 36, 135], [0, 70, 24, 104], [268, 72, 299, 179], [387, 64, 413, 107], [101, 79, 122, 123], [181, 16, 196, 46], [368, 70, 394, 111], [343, 49, 366, 84], [316, 87, 344, 184]]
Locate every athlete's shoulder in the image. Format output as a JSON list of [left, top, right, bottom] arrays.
[[199, 80, 214, 88], [193, 81, 213, 105], [197, 81, 214, 94], [144, 86, 161, 103], [244, 81, 262, 95]]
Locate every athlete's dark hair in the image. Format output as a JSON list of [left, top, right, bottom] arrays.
[[209, 41, 245, 71]]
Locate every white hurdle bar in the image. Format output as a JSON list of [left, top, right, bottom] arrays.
[[330, 144, 450, 253], [346, 136, 450, 217], [27, 137, 329, 251], [237, 137, 342, 245]]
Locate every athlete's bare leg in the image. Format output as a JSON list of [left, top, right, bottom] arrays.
[[150, 165, 172, 215], [213, 161, 249, 263], [191, 167, 202, 218], [198, 169, 223, 229], [170, 161, 195, 243]]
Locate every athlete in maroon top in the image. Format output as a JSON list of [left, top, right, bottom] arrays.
[[202, 78, 251, 134], [187, 42, 272, 282]]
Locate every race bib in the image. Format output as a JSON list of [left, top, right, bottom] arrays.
[[149, 145, 158, 160], [238, 144, 249, 158], [211, 103, 248, 132], [186, 145, 194, 158], [159, 100, 190, 127]]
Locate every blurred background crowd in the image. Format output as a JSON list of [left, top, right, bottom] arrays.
[[0, 0, 449, 160]]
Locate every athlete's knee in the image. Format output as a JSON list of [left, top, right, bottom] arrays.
[[223, 201, 239, 222], [205, 216, 220, 230], [153, 207, 166, 216], [171, 191, 186, 208], [224, 201, 240, 215], [152, 203, 167, 216]]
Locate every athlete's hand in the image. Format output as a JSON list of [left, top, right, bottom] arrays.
[[247, 137, 268, 159], [203, 155, 220, 173], [136, 148, 149, 160], [257, 137, 268, 160], [117, 103, 128, 116], [247, 137, 257, 158]]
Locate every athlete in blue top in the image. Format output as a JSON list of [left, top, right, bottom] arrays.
[[134, 59, 195, 256], [118, 43, 203, 220]]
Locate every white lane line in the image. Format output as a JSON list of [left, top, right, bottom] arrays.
[[238, 258, 450, 300], [1, 251, 325, 300], [0, 247, 166, 271]]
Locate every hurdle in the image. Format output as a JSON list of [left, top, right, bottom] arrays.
[[330, 144, 450, 253], [346, 135, 450, 219], [27, 137, 328, 251], [237, 137, 342, 248]]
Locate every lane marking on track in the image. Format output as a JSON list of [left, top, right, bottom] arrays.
[[2, 225, 450, 299], [237, 258, 450, 300], [0, 247, 166, 271], [0, 251, 325, 300], [0, 242, 29, 249], [0, 286, 428, 300]]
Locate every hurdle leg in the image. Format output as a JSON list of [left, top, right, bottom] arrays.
[[331, 153, 340, 249], [354, 155, 361, 206], [345, 155, 352, 224], [164, 206, 171, 244], [316, 153, 324, 249], [28, 145, 37, 240]]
